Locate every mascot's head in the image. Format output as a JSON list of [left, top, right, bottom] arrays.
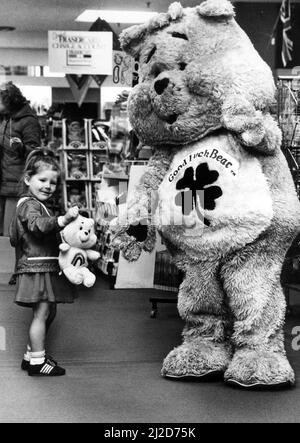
[[62, 215, 97, 249], [120, 0, 275, 147]]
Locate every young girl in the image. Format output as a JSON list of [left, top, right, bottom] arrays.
[[9, 148, 79, 376]]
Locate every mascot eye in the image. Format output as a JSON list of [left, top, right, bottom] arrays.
[[179, 62, 187, 71], [80, 226, 83, 230], [171, 32, 188, 41], [146, 46, 156, 63]]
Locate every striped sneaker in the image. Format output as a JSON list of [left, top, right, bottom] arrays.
[[28, 360, 65, 377], [21, 355, 57, 372]]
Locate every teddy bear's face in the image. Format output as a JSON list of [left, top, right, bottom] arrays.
[[62, 215, 97, 249], [121, 1, 275, 147]]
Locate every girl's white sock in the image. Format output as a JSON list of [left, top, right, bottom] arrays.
[[30, 350, 46, 365], [23, 344, 31, 362]]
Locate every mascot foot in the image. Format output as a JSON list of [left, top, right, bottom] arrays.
[[161, 339, 231, 381], [224, 348, 295, 390]]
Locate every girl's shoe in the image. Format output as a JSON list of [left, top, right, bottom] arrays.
[[28, 360, 66, 377], [8, 274, 17, 285], [21, 355, 57, 371]]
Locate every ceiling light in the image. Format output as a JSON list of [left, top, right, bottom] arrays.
[[75, 10, 157, 24]]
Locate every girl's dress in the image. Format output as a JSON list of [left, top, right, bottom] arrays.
[[10, 195, 78, 307]]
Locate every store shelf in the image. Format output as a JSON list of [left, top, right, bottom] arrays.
[[60, 118, 110, 212], [278, 76, 300, 197], [102, 174, 128, 180]]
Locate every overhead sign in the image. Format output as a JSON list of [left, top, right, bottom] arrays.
[[48, 31, 113, 75]]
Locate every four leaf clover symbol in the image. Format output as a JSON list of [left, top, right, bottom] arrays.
[[174, 162, 222, 226]]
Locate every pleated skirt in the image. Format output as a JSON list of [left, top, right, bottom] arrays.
[[15, 272, 78, 307]]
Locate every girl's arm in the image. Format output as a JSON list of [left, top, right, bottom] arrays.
[[19, 200, 78, 237]]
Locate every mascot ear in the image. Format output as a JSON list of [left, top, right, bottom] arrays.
[[120, 24, 147, 57], [120, 2, 184, 56], [167, 2, 184, 20], [197, 0, 235, 19]]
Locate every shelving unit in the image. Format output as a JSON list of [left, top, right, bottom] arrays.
[[278, 76, 300, 287], [94, 173, 128, 283], [277, 76, 300, 196], [60, 118, 109, 215]]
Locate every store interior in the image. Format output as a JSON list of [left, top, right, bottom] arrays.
[[0, 0, 300, 423]]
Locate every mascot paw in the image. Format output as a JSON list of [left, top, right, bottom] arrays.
[[122, 239, 144, 262], [240, 126, 265, 147], [112, 220, 156, 262], [222, 99, 266, 147], [161, 339, 231, 381], [224, 348, 295, 389]]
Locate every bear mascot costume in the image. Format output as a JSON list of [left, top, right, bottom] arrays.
[[115, 0, 300, 389]]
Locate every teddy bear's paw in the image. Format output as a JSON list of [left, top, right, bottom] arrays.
[[224, 348, 295, 390], [63, 268, 84, 285], [253, 114, 282, 154], [143, 225, 156, 253], [161, 339, 231, 381], [240, 124, 265, 147], [113, 221, 156, 261], [222, 98, 266, 147], [83, 273, 96, 288]]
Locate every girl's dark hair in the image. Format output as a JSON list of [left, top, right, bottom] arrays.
[[0, 81, 28, 113], [21, 148, 61, 194]]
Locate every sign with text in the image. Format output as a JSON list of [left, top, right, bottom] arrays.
[[48, 31, 113, 74]]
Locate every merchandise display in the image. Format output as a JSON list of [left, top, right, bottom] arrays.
[[60, 118, 108, 214], [278, 76, 300, 195], [94, 178, 125, 280], [116, 0, 300, 389]]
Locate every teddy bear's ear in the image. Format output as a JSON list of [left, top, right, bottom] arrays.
[[197, 0, 235, 20], [120, 4, 184, 56], [119, 24, 147, 57], [167, 2, 184, 20]]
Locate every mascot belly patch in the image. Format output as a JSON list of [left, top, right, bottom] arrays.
[[157, 133, 273, 254]]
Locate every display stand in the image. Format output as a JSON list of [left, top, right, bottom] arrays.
[[60, 118, 109, 215], [114, 165, 157, 289], [278, 76, 300, 289], [94, 176, 127, 286], [278, 76, 300, 195]]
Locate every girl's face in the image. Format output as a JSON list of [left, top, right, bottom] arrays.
[[25, 166, 58, 202]]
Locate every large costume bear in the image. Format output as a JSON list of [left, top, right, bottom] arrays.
[[116, 0, 300, 388]]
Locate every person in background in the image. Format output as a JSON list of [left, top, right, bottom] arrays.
[[0, 81, 41, 237]]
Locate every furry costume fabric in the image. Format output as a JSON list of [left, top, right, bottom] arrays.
[[116, 0, 300, 389]]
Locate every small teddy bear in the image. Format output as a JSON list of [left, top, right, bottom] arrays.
[[67, 121, 85, 146], [59, 215, 100, 287], [69, 156, 87, 180]]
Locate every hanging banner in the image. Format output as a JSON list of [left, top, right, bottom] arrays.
[[66, 74, 93, 107], [48, 31, 113, 75]]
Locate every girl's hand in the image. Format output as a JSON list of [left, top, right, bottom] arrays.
[[64, 206, 79, 223], [58, 206, 79, 227]]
